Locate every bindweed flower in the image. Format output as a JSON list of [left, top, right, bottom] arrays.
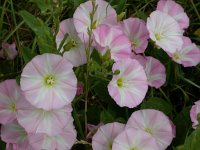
[[20, 53, 77, 110], [73, 0, 117, 43], [118, 18, 149, 54], [17, 98, 73, 136], [86, 122, 104, 140], [1, 120, 34, 150], [28, 115, 76, 150], [0, 79, 20, 124], [147, 10, 183, 53], [56, 18, 88, 67], [76, 82, 84, 96], [190, 100, 200, 129], [157, 0, 189, 29], [93, 24, 132, 61], [0, 42, 18, 60], [167, 36, 200, 67], [108, 58, 148, 108], [126, 109, 175, 149], [132, 55, 166, 88], [112, 128, 160, 150], [92, 122, 125, 150]]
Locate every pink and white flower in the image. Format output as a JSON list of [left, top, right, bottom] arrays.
[[147, 10, 183, 53], [0, 80, 20, 124], [28, 115, 76, 150], [168, 36, 200, 67], [126, 109, 175, 149], [1, 120, 34, 150], [108, 58, 148, 108], [112, 128, 160, 150], [20, 53, 77, 110], [17, 98, 72, 136], [56, 18, 88, 67], [93, 24, 132, 61], [190, 100, 200, 129], [0, 42, 18, 60], [73, 0, 117, 43], [92, 122, 125, 150], [157, 0, 189, 29], [119, 18, 149, 54], [132, 55, 166, 88]]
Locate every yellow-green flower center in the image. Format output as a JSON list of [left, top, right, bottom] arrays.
[[108, 142, 112, 150], [9, 102, 16, 112], [155, 33, 161, 41], [117, 78, 123, 87], [131, 39, 138, 49], [144, 128, 153, 135], [44, 75, 56, 88], [63, 39, 78, 52], [173, 53, 180, 60]]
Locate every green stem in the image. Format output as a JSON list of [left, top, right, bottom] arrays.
[[191, 0, 200, 21], [0, 0, 8, 34]]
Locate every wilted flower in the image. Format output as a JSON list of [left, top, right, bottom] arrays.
[[93, 24, 132, 61], [0, 42, 18, 60], [86, 122, 103, 140], [168, 36, 200, 67], [157, 0, 189, 29], [108, 58, 148, 108], [119, 18, 149, 54], [92, 122, 125, 150], [147, 10, 183, 53], [73, 0, 117, 43], [20, 53, 77, 110], [112, 128, 160, 150], [132, 55, 166, 88], [76, 82, 84, 96], [0, 79, 20, 124], [190, 100, 200, 129], [28, 115, 76, 150], [17, 98, 73, 136], [56, 18, 88, 67], [126, 109, 175, 149], [1, 120, 34, 150]]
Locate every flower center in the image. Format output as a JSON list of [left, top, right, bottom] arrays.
[[117, 78, 123, 87], [63, 39, 78, 52], [131, 39, 138, 49], [155, 33, 161, 41], [44, 75, 56, 88], [10, 102, 16, 112], [144, 128, 153, 135], [108, 142, 112, 150], [173, 53, 180, 60]]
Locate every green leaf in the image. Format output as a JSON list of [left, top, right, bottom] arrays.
[[141, 97, 172, 115], [100, 110, 115, 124], [109, 0, 127, 14], [21, 47, 36, 63], [29, 0, 52, 13], [19, 11, 57, 54]]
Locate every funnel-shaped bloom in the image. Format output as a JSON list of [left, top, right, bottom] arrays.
[[17, 98, 72, 136], [126, 109, 175, 149], [190, 100, 200, 129], [56, 18, 88, 67], [147, 10, 183, 53], [1, 120, 34, 150], [132, 55, 166, 88], [92, 122, 125, 150], [73, 0, 117, 43], [112, 128, 160, 150], [93, 24, 132, 61], [168, 37, 200, 67], [0, 42, 18, 60], [28, 115, 76, 150], [108, 58, 148, 108], [20, 54, 77, 110], [157, 0, 189, 29], [0, 80, 21, 124], [119, 18, 149, 54]]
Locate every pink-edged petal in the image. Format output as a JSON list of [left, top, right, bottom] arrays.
[[20, 54, 77, 110], [112, 128, 160, 150], [126, 109, 175, 149], [147, 10, 183, 53], [92, 122, 125, 150], [0, 43, 18, 60], [190, 100, 200, 129], [157, 0, 189, 29], [28, 115, 76, 150], [0, 79, 21, 124], [119, 18, 149, 54], [108, 58, 148, 108], [73, 0, 117, 43], [168, 36, 200, 67], [17, 98, 72, 136], [93, 24, 132, 61]]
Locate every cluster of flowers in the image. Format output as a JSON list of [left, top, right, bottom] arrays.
[[0, 0, 200, 149]]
